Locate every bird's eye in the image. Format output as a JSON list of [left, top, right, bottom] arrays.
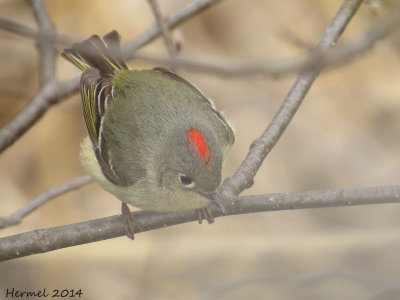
[[178, 173, 196, 188]]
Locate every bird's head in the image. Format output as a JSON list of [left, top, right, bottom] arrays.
[[156, 125, 223, 210]]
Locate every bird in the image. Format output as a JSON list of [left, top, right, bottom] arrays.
[[62, 31, 234, 237]]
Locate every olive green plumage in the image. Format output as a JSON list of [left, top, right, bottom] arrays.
[[63, 31, 234, 212]]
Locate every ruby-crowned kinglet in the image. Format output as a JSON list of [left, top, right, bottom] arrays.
[[62, 31, 234, 212]]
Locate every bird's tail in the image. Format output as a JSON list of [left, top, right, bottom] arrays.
[[62, 30, 128, 75]]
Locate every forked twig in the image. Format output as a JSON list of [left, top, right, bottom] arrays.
[[218, 0, 364, 197]]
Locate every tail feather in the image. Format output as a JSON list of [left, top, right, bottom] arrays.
[[62, 30, 128, 74], [102, 31, 128, 71]]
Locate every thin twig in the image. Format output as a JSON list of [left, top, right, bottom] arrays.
[[134, 51, 300, 77], [123, 0, 223, 59], [0, 176, 92, 229], [26, 0, 57, 86], [0, 16, 77, 47], [219, 0, 364, 197], [0, 16, 40, 40], [0, 185, 398, 261], [302, 3, 400, 71], [147, 0, 177, 60]]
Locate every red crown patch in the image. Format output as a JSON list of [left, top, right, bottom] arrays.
[[188, 128, 210, 165]]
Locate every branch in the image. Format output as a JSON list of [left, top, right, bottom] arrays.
[[1, 3, 399, 79], [147, 0, 177, 60], [304, 2, 400, 70], [0, 78, 79, 153], [135, 0, 400, 79], [0, 16, 40, 40], [27, 0, 57, 86], [0, 16, 77, 46], [0, 0, 61, 154], [219, 0, 364, 197], [1, 185, 398, 262], [0, 176, 92, 229]]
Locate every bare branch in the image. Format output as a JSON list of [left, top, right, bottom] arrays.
[[0, 176, 92, 229], [0, 16, 39, 40], [0, 16, 77, 46], [0, 0, 224, 57], [219, 0, 364, 197], [26, 0, 57, 86], [0, 185, 398, 262], [0, 0, 62, 153], [303, 3, 400, 71], [135, 1, 400, 77], [0, 78, 79, 153], [147, 0, 177, 60], [2, 3, 399, 80]]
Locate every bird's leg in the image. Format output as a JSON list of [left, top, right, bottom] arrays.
[[121, 202, 143, 240]]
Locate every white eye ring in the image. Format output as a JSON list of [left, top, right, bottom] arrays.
[[178, 173, 196, 188]]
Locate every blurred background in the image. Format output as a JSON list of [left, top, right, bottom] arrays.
[[1, 0, 400, 299]]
